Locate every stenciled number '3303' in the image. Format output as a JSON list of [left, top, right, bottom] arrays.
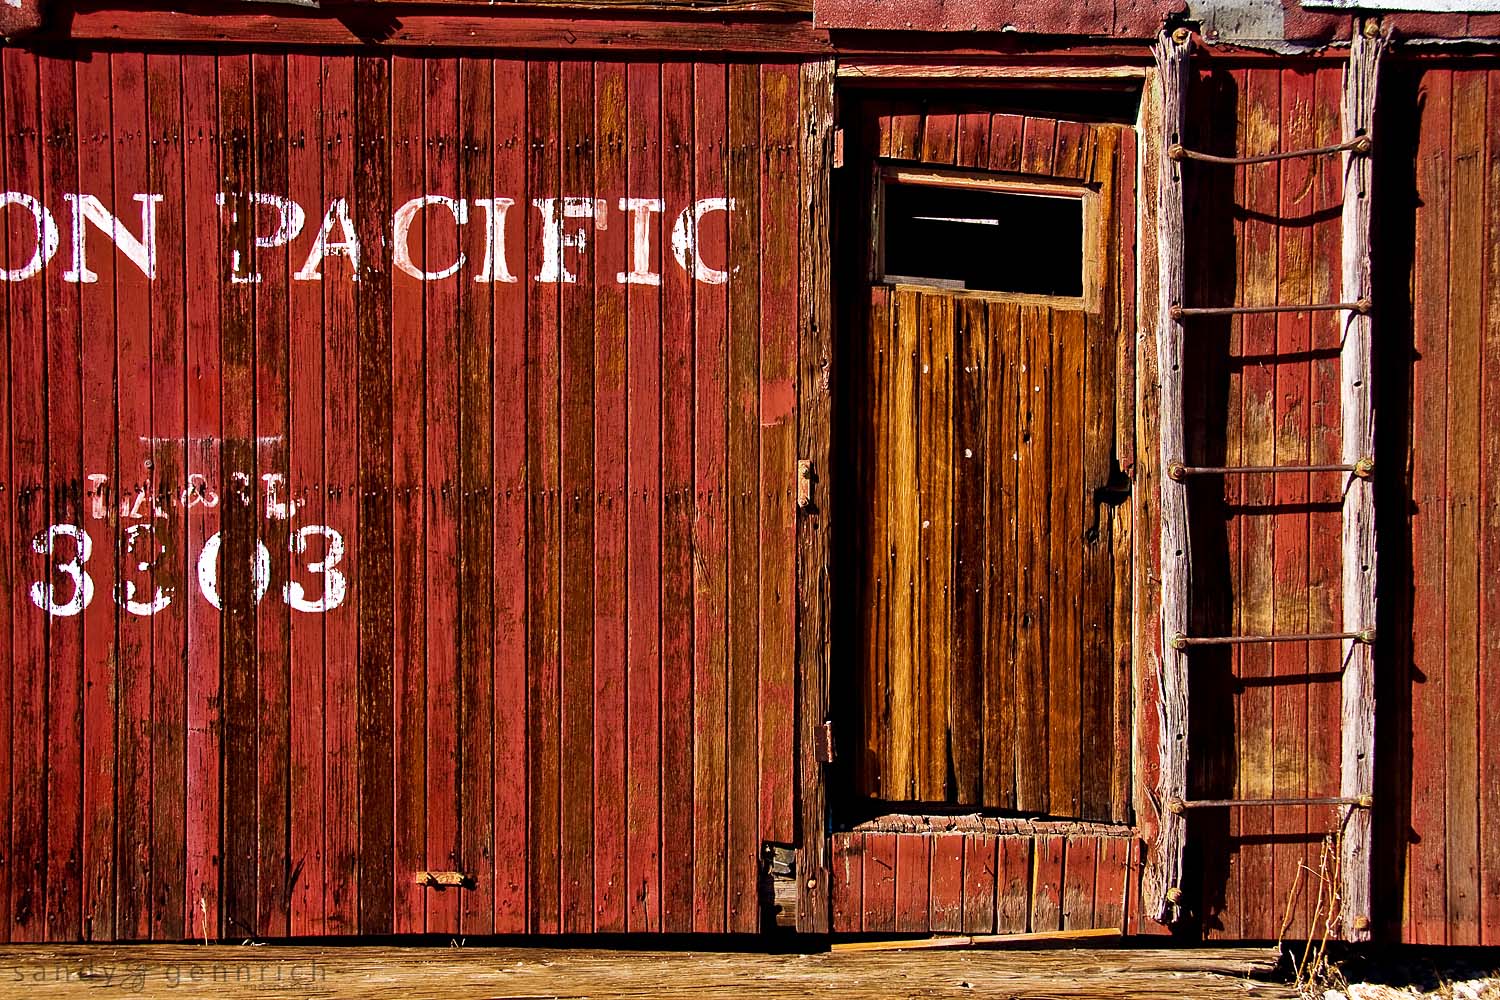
[[27, 522, 348, 617]]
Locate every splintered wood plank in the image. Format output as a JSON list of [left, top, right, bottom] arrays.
[[956, 109, 991, 170], [1061, 838, 1097, 931], [1305, 63, 1343, 935], [1409, 66, 1452, 946], [353, 53, 396, 937], [1031, 835, 1064, 932], [995, 837, 1030, 934], [983, 302, 1020, 811], [558, 58, 597, 935], [795, 57, 835, 935], [1014, 306, 1050, 815], [862, 832, 897, 934], [1481, 67, 1500, 948], [216, 52, 260, 940], [920, 110, 957, 165], [962, 835, 998, 934], [691, 61, 728, 935], [1052, 120, 1094, 181], [490, 56, 528, 936], [659, 59, 695, 935], [423, 55, 464, 938], [832, 835, 863, 931], [950, 297, 986, 805], [859, 287, 892, 800], [1080, 129, 1120, 823], [893, 836, 930, 933], [456, 53, 496, 940], [917, 293, 953, 802], [144, 52, 189, 944], [0, 944, 1300, 999], [988, 114, 1024, 173], [1235, 64, 1280, 944], [887, 289, 920, 802], [1047, 308, 1084, 819], [113, 52, 158, 942], [181, 53, 225, 940], [1337, 35, 1383, 942], [1019, 116, 1057, 176], [929, 834, 965, 933], [725, 61, 761, 935], [388, 53, 427, 937], [1094, 837, 1131, 932], [758, 63, 798, 847], [1445, 67, 1485, 946], [525, 58, 563, 936], [1147, 32, 1190, 927], [1108, 122, 1137, 825], [250, 52, 293, 941], [63, 53, 101, 944], [6, 49, 48, 943], [284, 50, 326, 940], [1272, 66, 1315, 940], [320, 54, 360, 937], [888, 105, 920, 160], [592, 58, 629, 936], [624, 61, 663, 935]]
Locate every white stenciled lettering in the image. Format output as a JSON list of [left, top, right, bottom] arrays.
[[196, 531, 272, 611], [0, 192, 60, 281], [617, 197, 664, 285], [534, 197, 606, 283], [29, 523, 94, 617], [294, 198, 361, 281], [62, 193, 164, 283], [393, 195, 469, 281], [671, 198, 735, 285], [285, 525, 347, 613], [472, 198, 518, 283], [215, 192, 307, 284], [115, 522, 172, 616]]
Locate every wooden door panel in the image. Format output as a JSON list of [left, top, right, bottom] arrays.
[[851, 101, 1133, 822]]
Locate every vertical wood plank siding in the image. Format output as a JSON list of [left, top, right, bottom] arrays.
[[0, 51, 806, 939]]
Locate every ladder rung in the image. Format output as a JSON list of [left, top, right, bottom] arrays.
[[1167, 794, 1373, 813], [1171, 299, 1370, 320], [1167, 134, 1372, 166], [1167, 459, 1373, 480], [1171, 629, 1375, 649]]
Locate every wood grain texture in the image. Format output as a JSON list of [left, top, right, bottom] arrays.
[[851, 102, 1132, 821], [1337, 26, 1384, 941]]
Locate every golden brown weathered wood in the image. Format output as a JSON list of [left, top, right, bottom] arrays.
[[1338, 16, 1385, 944], [1147, 27, 1191, 927], [796, 57, 835, 934], [889, 289, 920, 801], [0, 945, 1295, 1000]]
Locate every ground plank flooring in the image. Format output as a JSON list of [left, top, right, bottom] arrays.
[[0, 944, 1294, 999]]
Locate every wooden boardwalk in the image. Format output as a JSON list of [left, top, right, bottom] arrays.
[[0, 944, 1294, 999]]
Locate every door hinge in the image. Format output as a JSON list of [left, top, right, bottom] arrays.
[[833, 127, 845, 168], [815, 720, 835, 764], [796, 459, 815, 510]]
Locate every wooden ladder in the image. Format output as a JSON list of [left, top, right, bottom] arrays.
[[1146, 22, 1386, 941]]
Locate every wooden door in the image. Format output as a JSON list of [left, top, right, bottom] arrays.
[[849, 101, 1135, 823]]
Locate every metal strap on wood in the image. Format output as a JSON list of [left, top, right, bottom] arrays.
[[1167, 134, 1371, 166], [1168, 459, 1372, 480], [1170, 629, 1375, 650], [1170, 299, 1370, 320]]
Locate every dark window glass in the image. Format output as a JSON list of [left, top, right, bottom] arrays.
[[882, 180, 1084, 297]]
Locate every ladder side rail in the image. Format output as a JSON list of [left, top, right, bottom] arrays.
[[1147, 27, 1192, 927], [1339, 17, 1385, 943]]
